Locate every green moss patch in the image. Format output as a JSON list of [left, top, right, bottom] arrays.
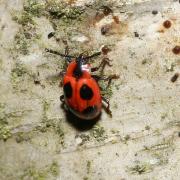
[[15, 131, 32, 143], [127, 163, 153, 175], [0, 102, 33, 141], [86, 160, 91, 174], [14, 28, 41, 55], [12, 0, 43, 55], [14, 30, 30, 55], [20, 161, 59, 180], [0, 124, 11, 141], [12, 0, 45, 26], [39, 100, 65, 145], [11, 62, 32, 91], [0, 103, 11, 141], [45, 0, 85, 23], [90, 125, 107, 142]]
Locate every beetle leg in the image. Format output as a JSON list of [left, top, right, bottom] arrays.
[[45, 48, 76, 61], [60, 95, 64, 102], [60, 95, 69, 110], [104, 74, 119, 88], [91, 75, 102, 81], [102, 96, 112, 117], [84, 51, 101, 60], [92, 74, 119, 87], [94, 74, 119, 117], [91, 57, 112, 73]]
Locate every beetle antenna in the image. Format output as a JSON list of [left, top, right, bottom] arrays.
[[84, 52, 101, 60], [45, 48, 76, 60], [46, 49, 101, 63]]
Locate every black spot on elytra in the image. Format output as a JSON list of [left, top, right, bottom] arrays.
[[64, 82, 72, 98], [82, 106, 97, 115], [80, 84, 93, 100]]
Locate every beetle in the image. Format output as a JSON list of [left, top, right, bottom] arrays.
[[45, 47, 118, 120]]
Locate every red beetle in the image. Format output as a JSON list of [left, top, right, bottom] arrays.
[[46, 48, 118, 120]]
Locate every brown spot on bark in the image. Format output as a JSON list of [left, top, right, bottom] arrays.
[[172, 46, 180, 55], [101, 46, 111, 55], [102, 6, 113, 16], [113, 16, 120, 24], [163, 20, 171, 29], [171, 73, 179, 83]]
